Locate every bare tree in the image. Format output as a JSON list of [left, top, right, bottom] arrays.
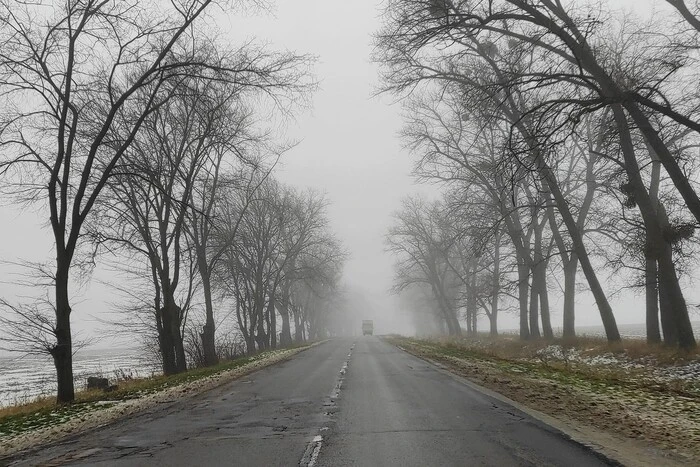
[[387, 197, 463, 336], [376, 2, 626, 342], [0, 0, 313, 401], [213, 178, 344, 351], [0, 0, 224, 402]]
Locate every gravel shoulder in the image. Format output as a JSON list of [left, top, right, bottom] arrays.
[[0, 343, 318, 459], [386, 336, 700, 467]]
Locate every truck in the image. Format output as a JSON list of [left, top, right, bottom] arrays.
[[362, 320, 374, 336]]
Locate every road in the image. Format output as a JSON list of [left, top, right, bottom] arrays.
[[6, 337, 612, 466]]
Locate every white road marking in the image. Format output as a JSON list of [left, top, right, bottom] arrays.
[[300, 435, 323, 467], [300, 341, 356, 466]]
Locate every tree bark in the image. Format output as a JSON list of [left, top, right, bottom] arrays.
[[645, 257, 662, 344], [658, 278, 678, 346], [528, 271, 541, 339], [52, 259, 74, 403], [293, 311, 303, 343], [278, 281, 293, 346], [159, 305, 178, 375], [546, 196, 578, 339], [490, 233, 500, 336], [517, 258, 531, 340], [562, 258, 578, 339], [529, 218, 543, 339], [538, 266, 554, 339], [199, 261, 218, 366], [173, 304, 187, 372], [268, 297, 277, 349]]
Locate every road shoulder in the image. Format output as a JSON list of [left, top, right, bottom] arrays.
[[0, 342, 323, 460], [387, 336, 697, 467]]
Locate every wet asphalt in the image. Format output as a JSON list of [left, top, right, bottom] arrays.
[[5, 337, 613, 466]]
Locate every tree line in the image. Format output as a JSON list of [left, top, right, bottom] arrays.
[[379, 0, 700, 349], [0, 0, 345, 403]]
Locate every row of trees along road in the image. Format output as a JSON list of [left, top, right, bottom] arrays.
[[0, 0, 345, 403], [380, 0, 700, 349]]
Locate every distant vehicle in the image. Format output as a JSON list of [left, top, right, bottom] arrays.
[[362, 320, 374, 336]]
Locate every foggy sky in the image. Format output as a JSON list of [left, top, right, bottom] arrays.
[[0, 0, 696, 346]]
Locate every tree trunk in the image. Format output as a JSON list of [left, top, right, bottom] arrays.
[[471, 306, 477, 335], [658, 278, 678, 346], [450, 304, 462, 336], [464, 308, 472, 336], [279, 282, 293, 346], [52, 259, 74, 403], [244, 335, 256, 354], [528, 272, 541, 339], [279, 307, 292, 346], [535, 217, 553, 339], [530, 222, 543, 339], [199, 269, 218, 366], [173, 304, 187, 372], [488, 313, 498, 336], [268, 297, 277, 349], [656, 204, 695, 349], [490, 233, 500, 337], [159, 306, 177, 375], [562, 258, 578, 339], [546, 199, 578, 340], [293, 311, 303, 343], [255, 318, 268, 350], [469, 261, 478, 336], [433, 280, 461, 336], [539, 276, 553, 339], [613, 104, 695, 349], [646, 138, 662, 346], [535, 155, 620, 342], [645, 257, 662, 344], [658, 250, 691, 347], [517, 259, 530, 340], [510, 113, 619, 341]]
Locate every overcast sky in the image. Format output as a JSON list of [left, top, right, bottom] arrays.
[[0, 0, 697, 348], [225, 0, 426, 334]]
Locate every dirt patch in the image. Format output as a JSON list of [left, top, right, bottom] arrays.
[[388, 337, 699, 466]]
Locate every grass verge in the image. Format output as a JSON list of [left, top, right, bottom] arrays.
[[386, 335, 700, 465], [0, 342, 316, 455]]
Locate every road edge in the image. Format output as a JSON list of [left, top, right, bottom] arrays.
[[389, 340, 689, 467], [0, 340, 328, 462]]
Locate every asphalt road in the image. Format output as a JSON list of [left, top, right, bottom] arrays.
[[7, 337, 613, 466]]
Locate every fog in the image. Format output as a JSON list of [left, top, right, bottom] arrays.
[[0, 0, 698, 352]]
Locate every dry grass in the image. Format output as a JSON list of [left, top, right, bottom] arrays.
[[425, 333, 699, 365], [0, 396, 57, 420]]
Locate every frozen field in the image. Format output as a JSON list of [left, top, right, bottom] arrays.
[[0, 347, 160, 407]]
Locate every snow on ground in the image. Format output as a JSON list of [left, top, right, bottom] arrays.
[[533, 345, 700, 383]]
